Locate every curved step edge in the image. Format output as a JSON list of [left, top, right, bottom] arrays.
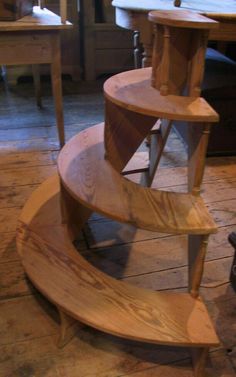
[[58, 123, 217, 235], [104, 68, 219, 123]]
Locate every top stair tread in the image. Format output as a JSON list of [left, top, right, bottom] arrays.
[[104, 68, 219, 122]]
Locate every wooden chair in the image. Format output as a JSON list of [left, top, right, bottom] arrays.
[[0, 0, 72, 147], [17, 10, 220, 376]]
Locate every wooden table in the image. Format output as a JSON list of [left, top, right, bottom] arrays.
[[112, 0, 236, 66], [0, 6, 72, 147]]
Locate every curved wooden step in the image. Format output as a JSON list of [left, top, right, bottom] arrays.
[[16, 175, 219, 347], [58, 123, 217, 235], [104, 67, 219, 122]]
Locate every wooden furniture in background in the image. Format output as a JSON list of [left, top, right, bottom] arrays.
[[112, 0, 236, 68], [4, 0, 80, 83], [0, 0, 34, 20], [0, 1, 72, 147], [112, 0, 236, 167], [80, 0, 134, 80], [17, 10, 220, 377], [45, 0, 80, 80]]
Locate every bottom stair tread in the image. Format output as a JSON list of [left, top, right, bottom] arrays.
[[17, 175, 219, 347]]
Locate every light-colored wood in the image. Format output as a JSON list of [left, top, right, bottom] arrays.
[[0, 5, 72, 147], [1, 75, 235, 377], [15, 11, 221, 375], [58, 123, 217, 235], [149, 11, 217, 96], [59, 0, 67, 24], [104, 66, 218, 186], [188, 123, 212, 194], [16, 175, 219, 348], [104, 68, 219, 122], [112, 2, 233, 188]]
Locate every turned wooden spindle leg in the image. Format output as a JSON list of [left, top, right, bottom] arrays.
[[134, 31, 142, 69], [57, 307, 82, 348], [188, 123, 212, 195], [188, 234, 209, 298], [139, 21, 153, 68], [159, 26, 171, 95]]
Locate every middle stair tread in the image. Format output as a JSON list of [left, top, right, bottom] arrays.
[[58, 123, 217, 235]]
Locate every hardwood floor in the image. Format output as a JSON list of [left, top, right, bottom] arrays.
[[0, 76, 236, 376]]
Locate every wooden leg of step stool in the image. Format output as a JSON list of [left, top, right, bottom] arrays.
[[60, 179, 92, 241], [188, 234, 209, 298], [191, 348, 209, 377], [57, 307, 82, 348], [188, 123, 211, 195]]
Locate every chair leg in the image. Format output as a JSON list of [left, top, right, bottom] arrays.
[[32, 64, 42, 109], [50, 35, 65, 148]]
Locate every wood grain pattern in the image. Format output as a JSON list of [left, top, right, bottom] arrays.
[[16, 175, 219, 347], [58, 123, 217, 235], [105, 100, 156, 172], [104, 68, 219, 122], [150, 24, 210, 97]]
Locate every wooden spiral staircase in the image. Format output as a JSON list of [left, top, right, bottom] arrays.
[[17, 10, 221, 376]]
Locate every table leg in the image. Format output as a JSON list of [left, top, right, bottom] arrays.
[[32, 64, 42, 109], [50, 33, 65, 148]]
